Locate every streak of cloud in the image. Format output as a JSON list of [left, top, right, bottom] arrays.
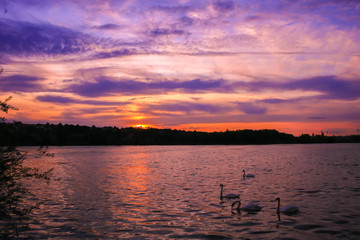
[[67, 78, 229, 97], [0, 75, 43, 92], [36, 95, 130, 106]]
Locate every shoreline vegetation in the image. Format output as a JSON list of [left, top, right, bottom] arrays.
[[1, 96, 55, 238], [1, 122, 360, 146]]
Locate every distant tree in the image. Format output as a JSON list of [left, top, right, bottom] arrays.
[[1, 72, 54, 238], [0, 96, 18, 122]]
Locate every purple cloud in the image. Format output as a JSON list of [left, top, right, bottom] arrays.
[[259, 97, 310, 104], [213, 0, 235, 12], [244, 15, 262, 22], [141, 102, 228, 114], [238, 76, 360, 101], [258, 0, 360, 29], [236, 102, 267, 115], [0, 75, 43, 92], [92, 49, 134, 59], [260, 98, 288, 104], [179, 79, 226, 90], [179, 16, 194, 26], [149, 28, 185, 37], [65, 74, 360, 101], [68, 78, 229, 97], [153, 5, 190, 13], [285, 76, 360, 100], [36, 95, 129, 106], [0, 19, 93, 56], [93, 24, 121, 30]]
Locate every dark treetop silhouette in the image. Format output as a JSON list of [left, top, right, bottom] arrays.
[[0, 122, 359, 146]]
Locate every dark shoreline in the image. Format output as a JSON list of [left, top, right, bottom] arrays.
[[1, 122, 360, 146], [0, 122, 360, 146]]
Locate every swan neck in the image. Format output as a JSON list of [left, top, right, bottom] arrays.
[[234, 201, 241, 210], [220, 186, 223, 200], [276, 198, 280, 213]]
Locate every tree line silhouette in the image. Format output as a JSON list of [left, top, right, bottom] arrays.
[[1, 122, 359, 146]]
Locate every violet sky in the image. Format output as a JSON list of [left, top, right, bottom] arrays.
[[1, 0, 360, 135]]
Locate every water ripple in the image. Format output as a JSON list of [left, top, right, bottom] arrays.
[[7, 144, 359, 239]]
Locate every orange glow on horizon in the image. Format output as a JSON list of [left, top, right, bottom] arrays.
[[132, 124, 152, 129], [2, 93, 359, 137]]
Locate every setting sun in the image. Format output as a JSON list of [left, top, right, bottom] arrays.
[[133, 124, 151, 129]]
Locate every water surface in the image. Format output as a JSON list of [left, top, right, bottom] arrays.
[[16, 144, 360, 239]]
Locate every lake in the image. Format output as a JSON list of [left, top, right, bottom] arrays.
[[15, 144, 360, 239]]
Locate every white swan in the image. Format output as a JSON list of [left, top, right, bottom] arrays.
[[273, 197, 299, 214], [231, 201, 263, 212], [242, 170, 255, 178], [219, 184, 239, 200]]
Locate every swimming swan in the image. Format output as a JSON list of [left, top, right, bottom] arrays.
[[242, 170, 255, 178], [231, 201, 263, 212], [219, 184, 239, 200], [273, 197, 299, 214]]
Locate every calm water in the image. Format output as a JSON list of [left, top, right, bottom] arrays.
[[15, 144, 360, 239]]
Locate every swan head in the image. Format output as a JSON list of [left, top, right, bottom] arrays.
[[242, 170, 245, 173], [271, 197, 280, 202], [220, 184, 224, 187]]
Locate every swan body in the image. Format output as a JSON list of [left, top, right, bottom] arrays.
[[231, 201, 263, 212], [242, 170, 255, 178], [274, 197, 299, 214], [280, 205, 299, 213], [220, 184, 239, 200], [224, 193, 240, 198]]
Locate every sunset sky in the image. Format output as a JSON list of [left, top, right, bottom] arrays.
[[1, 0, 360, 136]]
